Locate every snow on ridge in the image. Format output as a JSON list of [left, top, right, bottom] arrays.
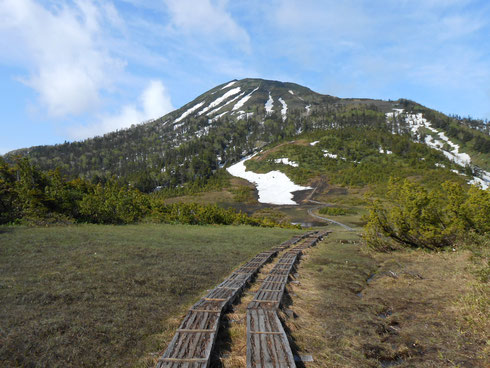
[[278, 97, 288, 121], [388, 109, 489, 189], [274, 158, 298, 167], [227, 154, 311, 205], [221, 81, 236, 90], [174, 101, 205, 123], [404, 112, 471, 167], [233, 87, 259, 111], [198, 87, 241, 115], [265, 93, 274, 114]]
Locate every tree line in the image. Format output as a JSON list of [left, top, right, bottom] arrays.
[[0, 157, 296, 228]]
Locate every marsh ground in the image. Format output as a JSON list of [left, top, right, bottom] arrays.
[[0, 224, 300, 367]]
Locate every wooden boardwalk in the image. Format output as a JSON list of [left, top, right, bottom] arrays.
[[156, 231, 317, 368], [246, 231, 330, 368]]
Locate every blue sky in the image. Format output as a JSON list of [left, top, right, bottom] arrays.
[[1, 0, 489, 154]]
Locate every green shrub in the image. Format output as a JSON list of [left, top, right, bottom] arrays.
[[318, 207, 349, 216], [79, 180, 150, 224], [364, 178, 490, 250]]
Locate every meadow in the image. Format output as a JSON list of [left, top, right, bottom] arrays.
[[0, 224, 301, 367]]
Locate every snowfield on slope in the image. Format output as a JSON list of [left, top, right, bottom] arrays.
[[174, 101, 205, 124], [227, 155, 311, 205], [233, 87, 259, 111], [198, 87, 241, 115], [400, 111, 471, 166]]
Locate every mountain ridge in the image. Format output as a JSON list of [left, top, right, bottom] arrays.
[[3, 78, 489, 192]]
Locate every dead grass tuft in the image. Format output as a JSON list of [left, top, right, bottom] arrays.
[[285, 229, 489, 367]]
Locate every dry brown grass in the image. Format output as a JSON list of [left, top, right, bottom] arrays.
[[284, 229, 489, 367]]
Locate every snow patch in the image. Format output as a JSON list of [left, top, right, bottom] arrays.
[[323, 150, 338, 159], [206, 92, 245, 116], [211, 111, 228, 122], [265, 93, 274, 114], [274, 158, 299, 167], [174, 101, 205, 123], [435, 163, 446, 168], [236, 111, 254, 120], [227, 155, 311, 205], [195, 126, 210, 138], [278, 97, 287, 121], [221, 81, 236, 90], [305, 105, 311, 114], [198, 87, 241, 115], [233, 87, 259, 111], [288, 90, 294, 95], [173, 122, 184, 130], [310, 141, 319, 146], [469, 176, 489, 190], [385, 108, 404, 119], [379, 147, 393, 154]]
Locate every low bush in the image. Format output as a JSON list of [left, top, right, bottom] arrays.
[[318, 207, 350, 216], [364, 178, 489, 250]]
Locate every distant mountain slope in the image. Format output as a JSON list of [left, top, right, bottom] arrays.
[[4, 78, 489, 192]]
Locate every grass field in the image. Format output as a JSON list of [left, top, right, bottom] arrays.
[[0, 224, 301, 367]]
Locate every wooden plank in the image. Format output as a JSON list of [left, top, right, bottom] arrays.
[[177, 329, 215, 333], [245, 231, 330, 368], [248, 331, 283, 335], [157, 232, 322, 368], [160, 358, 207, 362]]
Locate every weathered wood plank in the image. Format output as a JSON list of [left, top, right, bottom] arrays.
[[157, 232, 313, 368], [246, 231, 329, 368]]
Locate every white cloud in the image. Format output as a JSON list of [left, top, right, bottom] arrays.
[[0, 0, 125, 117], [163, 0, 250, 49], [69, 80, 173, 140]]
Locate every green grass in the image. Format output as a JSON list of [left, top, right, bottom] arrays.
[[0, 224, 301, 367]]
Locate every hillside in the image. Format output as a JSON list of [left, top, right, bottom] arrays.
[[2, 79, 489, 368], [4, 78, 490, 194]]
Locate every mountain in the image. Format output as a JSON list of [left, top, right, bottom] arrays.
[[4, 78, 490, 192]]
